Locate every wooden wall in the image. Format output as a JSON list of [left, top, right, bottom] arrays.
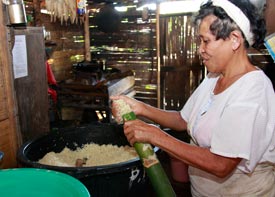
[[88, 5, 158, 107], [39, 13, 85, 82], [0, 2, 21, 168], [24, 0, 86, 83], [159, 14, 203, 111], [14, 27, 50, 142]]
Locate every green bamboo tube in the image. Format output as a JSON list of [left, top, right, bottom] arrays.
[[114, 100, 176, 197]]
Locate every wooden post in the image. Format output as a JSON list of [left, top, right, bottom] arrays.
[[156, 3, 161, 108], [84, 11, 91, 62], [33, 0, 41, 26], [0, 1, 21, 168]]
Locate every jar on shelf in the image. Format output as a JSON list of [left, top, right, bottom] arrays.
[[4, 0, 27, 25]]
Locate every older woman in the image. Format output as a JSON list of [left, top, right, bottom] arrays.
[[112, 0, 275, 196]]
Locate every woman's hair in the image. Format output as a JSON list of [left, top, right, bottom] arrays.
[[194, 0, 266, 49]]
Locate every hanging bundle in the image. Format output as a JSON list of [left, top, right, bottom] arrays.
[[45, 0, 86, 25]]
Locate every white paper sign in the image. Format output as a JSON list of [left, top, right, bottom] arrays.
[[12, 35, 28, 79]]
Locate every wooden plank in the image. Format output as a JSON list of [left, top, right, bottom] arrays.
[[84, 12, 91, 61], [0, 1, 21, 168], [14, 27, 49, 142], [0, 119, 18, 168], [0, 70, 8, 121]]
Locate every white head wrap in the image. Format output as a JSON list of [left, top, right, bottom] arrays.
[[212, 0, 254, 46]]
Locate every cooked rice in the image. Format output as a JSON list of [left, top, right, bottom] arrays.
[[38, 143, 138, 167], [112, 99, 132, 124]]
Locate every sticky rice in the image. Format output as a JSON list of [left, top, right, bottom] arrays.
[[38, 143, 138, 167]]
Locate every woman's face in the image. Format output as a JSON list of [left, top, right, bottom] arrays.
[[198, 15, 232, 73]]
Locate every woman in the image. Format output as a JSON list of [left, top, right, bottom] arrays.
[[112, 0, 275, 196]]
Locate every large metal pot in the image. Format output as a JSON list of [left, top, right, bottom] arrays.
[[17, 123, 155, 197]]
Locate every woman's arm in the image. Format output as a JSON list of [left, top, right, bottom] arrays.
[[112, 96, 241, 178], [124, 120, 241, 178], [141, 103, 187, 131], [158, 134, 242, 178], [111, 95, 187, 131]]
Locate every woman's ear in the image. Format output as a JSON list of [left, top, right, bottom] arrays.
[[230, 31, 242, 50]]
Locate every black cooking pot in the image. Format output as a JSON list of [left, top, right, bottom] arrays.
[[17, 123, 155, 197]]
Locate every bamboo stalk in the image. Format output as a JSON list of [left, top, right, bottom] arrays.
[[113, 100, 175, 197]]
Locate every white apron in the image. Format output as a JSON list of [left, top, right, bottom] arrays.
[[189, 163, 275, 197]]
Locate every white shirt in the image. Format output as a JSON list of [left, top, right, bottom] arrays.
[[181, 70, 275, 173]]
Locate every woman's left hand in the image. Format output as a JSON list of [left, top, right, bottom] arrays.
[[123, 119, 162, 146]]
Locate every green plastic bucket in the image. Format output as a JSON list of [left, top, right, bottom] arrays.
[[0, 168, 90, 197]]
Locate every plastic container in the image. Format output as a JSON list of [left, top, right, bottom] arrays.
[[17, 123, 155, 197], [0, 168, 90, 197]]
